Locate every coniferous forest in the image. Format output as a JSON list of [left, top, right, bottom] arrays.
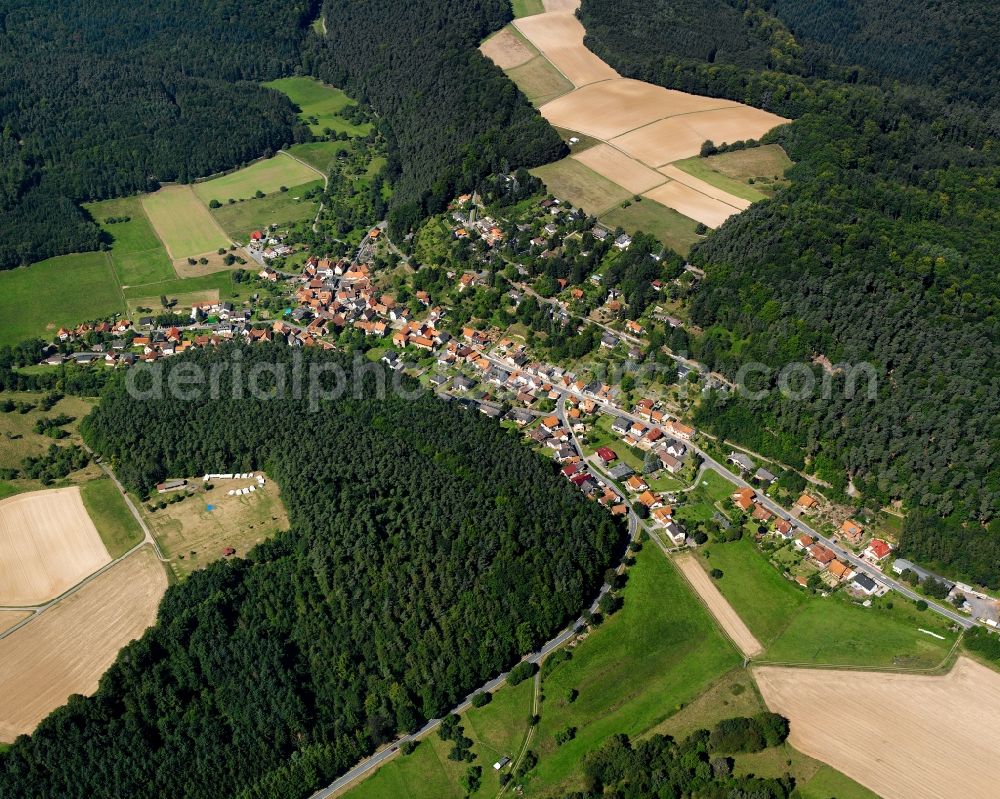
[[301, 0, 565, 238], [0, 0, 562, 269], [0, 345, 620, 798], [581, 0, 1000, 586]]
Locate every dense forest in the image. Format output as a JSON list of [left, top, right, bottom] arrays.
[[301, 0, 565, 238], [761, 0, 1000, 106], [0, 345, 620, 798], [0, 0, 320, 268], [580, 0, 1000, 585]]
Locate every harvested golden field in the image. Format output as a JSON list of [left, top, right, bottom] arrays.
[[479, 27, 534, 69], [755, 657, 1000, 799], [644, 181, 740, 229], [541, 80, 739, 141], [573, 144, 666, 194], [675, 554, 762, 658], [510, 0, 789, 235], [0, 487, 111, 606], [0, 611, 31, 636], [659, 165, 751, 210], [513, 12, 618, 87], [682, 106, 790, 156], [142, 476, 288, 580], [0, 547, 166, 741]]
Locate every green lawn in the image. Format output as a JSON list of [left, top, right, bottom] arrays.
[[797, 765, 881, 799], [582, 415, 645, 474], [522, 545, 739, 795], [698, 468, 738, 503], [700, 537, 958, 668], [0, 252, 125, 346], [600, 197, 703, 257], [79, 477, 144, 558], [141, 185, 231, 259], [673, 144, 793, 201], [287, 141, 352, 174], [506, 55, 575, 106], [85, 196, 176, 287], [512, 0, 545, 18], [264, 76, 372, 137], [211, 180, 323, 240], [192, 154, 321, 205], [344, 678, 534, 799]]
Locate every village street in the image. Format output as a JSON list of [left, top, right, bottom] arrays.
[[478, 349, 975, 630]]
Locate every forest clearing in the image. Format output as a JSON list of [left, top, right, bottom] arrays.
[[0, 487, 111, 606], [139, 475, 288, 581], [755, 658, 1000, 799], [0, 546, 166, 741]]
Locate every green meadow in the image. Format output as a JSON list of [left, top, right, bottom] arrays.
[[264, 76, 372, 137], [523, 545, 739, 795], [85, 196, 175, 287], [344, 678, 534, 799], [193, 154, 320, 205], [600, 197, 703, 257], [211, 180, 323, 240], [699, 536, 957, 668], [79, 476, 144, 558], [0, 253, 125, 346], [288, 140, 352, 173]]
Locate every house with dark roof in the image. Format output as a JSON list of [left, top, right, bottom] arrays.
[[728, 451, 756, 472], [851, 573, 879, 595]]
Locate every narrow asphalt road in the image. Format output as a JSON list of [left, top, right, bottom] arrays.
[[310, 596, 606, 799]]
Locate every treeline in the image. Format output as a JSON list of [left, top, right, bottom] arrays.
[[569, 713, 792, 798], [301, 0, 565, 238], [581, 0, 1000, 579], [0, 0, 317, 268], [0, 345, 621, 799]]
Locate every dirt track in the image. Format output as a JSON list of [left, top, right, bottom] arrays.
[[0, 611, 30, 635], [0, 546, 167, 741], [755, 657, 1000, 799], [0, 487, 111, 605], [675, 554, 763, 658]]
